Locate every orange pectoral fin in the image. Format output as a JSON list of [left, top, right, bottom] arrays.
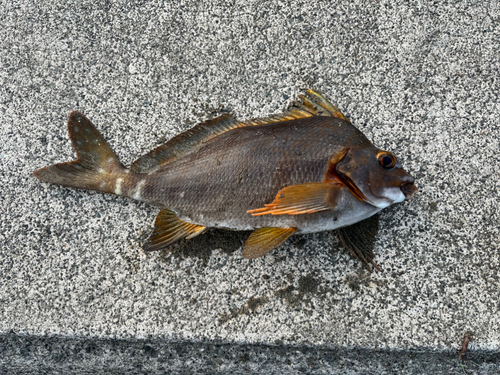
[[247, 183, 342, 216], [243, 227, 297, 259]]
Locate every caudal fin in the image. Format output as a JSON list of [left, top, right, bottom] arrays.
[[34, 111, 127, 194]]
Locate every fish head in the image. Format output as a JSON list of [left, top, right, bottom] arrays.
[[332, 146, 418, 208]]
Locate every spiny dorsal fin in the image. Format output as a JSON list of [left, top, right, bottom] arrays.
[[243, 89, 348, 126], [242, 227, 297, 259], [143, 208, 206, 252], [130, 114, 245, 174], [297, 89, 348, 120]]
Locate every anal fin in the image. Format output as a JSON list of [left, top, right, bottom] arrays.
[[338, 214, 381, 272], [247, 182, 342, 216], [143, 208, 206, 252], [243, 227, 297, 259]]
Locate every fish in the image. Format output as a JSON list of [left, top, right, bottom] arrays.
[[33, 90, 417, 271]]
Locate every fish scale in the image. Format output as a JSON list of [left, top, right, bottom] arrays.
[[141, 118, 356, 225], [144, 117, 345, 212]]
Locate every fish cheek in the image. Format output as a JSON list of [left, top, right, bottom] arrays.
[[336, 149, 385, 205], [335, 151, 369, 189], [367, 169, 391, 198]]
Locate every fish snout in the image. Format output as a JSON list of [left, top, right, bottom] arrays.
[[400, 177, 418, 199]]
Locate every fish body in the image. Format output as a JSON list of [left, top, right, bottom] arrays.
[[139, 116, 379, 232], [34, 90, 417, 269]]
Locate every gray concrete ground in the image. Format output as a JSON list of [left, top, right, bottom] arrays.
[[0, 0, 499, 373], [1, 333, 499, 375]]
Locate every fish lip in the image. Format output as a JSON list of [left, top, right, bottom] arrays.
[[400, 180, 418, 199]]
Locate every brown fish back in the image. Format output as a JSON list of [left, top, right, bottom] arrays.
[[130, 114, 245, 174], [139, 116, 371, 229], [131, 89, 350, 175]]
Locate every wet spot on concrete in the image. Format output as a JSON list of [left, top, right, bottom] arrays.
[[428, 201, 438, 212], [298, 274, 318, 294], [219, 296, 269, 324], [275, 274, 325, 308], [290, 235, 307, 249], [246, 296, 268, 311], [344, 269, 387, 293], [275, 285, 298, 306]]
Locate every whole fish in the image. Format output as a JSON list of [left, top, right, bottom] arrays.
[[34, 90, 417, 271]]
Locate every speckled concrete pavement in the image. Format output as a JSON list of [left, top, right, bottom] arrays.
[[1, 1, 499, 373]]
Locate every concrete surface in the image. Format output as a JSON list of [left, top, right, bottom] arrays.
[[1, 0, 499, 373]]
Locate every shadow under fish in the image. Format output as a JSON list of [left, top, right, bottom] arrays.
[[160, 215, 379, 271]]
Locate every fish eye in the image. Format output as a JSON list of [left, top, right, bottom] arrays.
[[377, 152, 396, 169]]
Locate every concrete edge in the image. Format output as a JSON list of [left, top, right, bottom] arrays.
[[1, 333, 498, 374]]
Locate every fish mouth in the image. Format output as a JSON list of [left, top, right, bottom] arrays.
[[400, 180, 418, 199]]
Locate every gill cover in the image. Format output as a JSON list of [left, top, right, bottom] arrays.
[[335, 147, 417, 208]]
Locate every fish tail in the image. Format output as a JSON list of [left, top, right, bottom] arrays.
[[34, 111, 133, 196]]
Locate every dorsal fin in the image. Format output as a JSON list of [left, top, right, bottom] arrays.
[[131, 90, 346, 174], [130, 113, 245, 174], [243, 89, 348, 126]]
